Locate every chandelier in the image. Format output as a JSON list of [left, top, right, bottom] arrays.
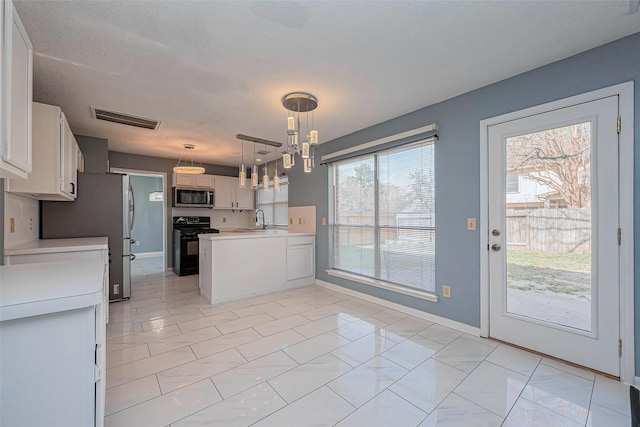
[[173, 144, 205, 174], [282, 91, 318, 173]]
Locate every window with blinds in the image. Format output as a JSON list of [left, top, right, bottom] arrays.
[[330, 139, 435, 293], [255, 177, 289, 227]]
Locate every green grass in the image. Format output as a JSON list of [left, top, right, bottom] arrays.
[[507, 250, 591, 296], [507, 250, 591, 273]]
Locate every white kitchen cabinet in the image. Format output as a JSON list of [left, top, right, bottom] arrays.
[[213, 175, 254, 210], [0, 0, 33, 180], [172, 173, 214, 189], [199, 232, 315, 304], [0, 260, 106, 427], [287, 235, 315, 281], [6, 102, 78, 200], [77, 144, 85, 172]]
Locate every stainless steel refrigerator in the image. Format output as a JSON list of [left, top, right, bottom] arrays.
[[41, 172, 135, 301]]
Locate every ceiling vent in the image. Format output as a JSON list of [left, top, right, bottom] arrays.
[[90, 106, 160, 130]]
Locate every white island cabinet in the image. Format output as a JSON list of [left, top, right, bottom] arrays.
[[0, 259, 107, 427], [199, 231, 315, 304]]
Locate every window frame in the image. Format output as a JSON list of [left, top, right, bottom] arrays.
[[328, 139, 436, 300], [255, 177, 289, 227]]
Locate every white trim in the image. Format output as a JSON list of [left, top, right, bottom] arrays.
[[109, 167, 167, 273], [132, 251, 163, 259], [618, 81, 634, 385], [315, 279, 480, 336], [320, 123, 438, 163], [325, 269, 438, 303], [479, 81, 634, 384], [635, 376, 640, 387]]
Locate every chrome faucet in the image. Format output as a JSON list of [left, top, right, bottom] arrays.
[[256, 209, 267, 229]]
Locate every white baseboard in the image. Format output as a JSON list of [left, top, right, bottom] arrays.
[[315, 279, 481, 336], [133, 251, 163, 259]]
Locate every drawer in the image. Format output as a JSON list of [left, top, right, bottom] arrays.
[[287, 235, 315, 246]]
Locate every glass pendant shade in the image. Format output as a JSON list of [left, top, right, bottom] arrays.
[[274, 174, 280, 191], [287, 116, 295, 131], [239, 164, 246, 188], [251, 165, 258, 188], [263, 165, 269, 189], [310, 130, 318, 145], [302, 142, 310, 159], [304, 158, 312, 173], [283, 153, 292, 169]]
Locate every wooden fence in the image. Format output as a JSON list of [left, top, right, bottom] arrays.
[[506, 208, 591, 253]]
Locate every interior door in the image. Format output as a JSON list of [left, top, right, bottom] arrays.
[[488, 95, 620, 376]]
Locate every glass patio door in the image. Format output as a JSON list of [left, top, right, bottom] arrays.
[[488, 95, 620, 376]]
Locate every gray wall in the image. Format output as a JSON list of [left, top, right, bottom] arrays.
[[288, 33, 640, 370], [108, 151, 238, 269], [76, 135, 109, 174], [0, 179, 4, 265], [130, 175, 163, 254]]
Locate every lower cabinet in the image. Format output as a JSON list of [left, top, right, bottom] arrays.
[[0, 259, 106, 427], [287, 235, 315, 281]]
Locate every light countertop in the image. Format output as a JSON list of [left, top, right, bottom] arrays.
[[5, 237, 109, 255], [199, 230, 315, 241], [0, 260, 105, 321]]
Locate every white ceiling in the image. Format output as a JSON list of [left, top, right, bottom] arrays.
[[13, 0, 640, 167]]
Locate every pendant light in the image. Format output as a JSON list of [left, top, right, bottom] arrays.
[[262, 145, 269, 189], [273, 146, 280, 192], [239, 139, 246, 188], [282, 91, 318, 172], [173, 144, 205, 174], [251, 144, 258, 189]]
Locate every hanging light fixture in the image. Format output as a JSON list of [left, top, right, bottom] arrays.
[[282, 91, 318, 173], [273, 146, 280, 192], [239, 139, 246, 188], [262, 145, 269, 189], [173, 144, 205, 174], [251, 144, 258, 189]]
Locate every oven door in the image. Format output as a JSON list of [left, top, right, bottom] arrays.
[[174, 233, 200, 276]]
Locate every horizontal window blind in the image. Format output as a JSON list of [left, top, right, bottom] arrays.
[[256, 177, 289, 227], [330, 138, 435, 293]]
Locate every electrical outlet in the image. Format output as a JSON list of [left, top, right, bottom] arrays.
[[29, 218, 33, 231], [289, 217, 293, 225], [322, 217, 326, 225], [467, 218, 477, 231], [443, 285, 451, 298], [9, 218, 15, 233], [136, 241, 140, 246], [222, 217, 227, 223], [114, 284, 120, 295]]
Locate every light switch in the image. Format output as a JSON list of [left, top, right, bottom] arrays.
[[289, 217, 293, 225], [10, 218, 15, 233], [467, 218, 477, 231], [322, 217, 327, 225]]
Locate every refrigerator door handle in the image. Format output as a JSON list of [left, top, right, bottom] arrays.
[[130, 253, 136, 261]]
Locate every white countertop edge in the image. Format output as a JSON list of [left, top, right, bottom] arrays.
[[199, 231, 315, 240], [0, 291, 103, 321], [5, 237, 109, 255]]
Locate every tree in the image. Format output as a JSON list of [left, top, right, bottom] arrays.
[[506, 123, 590, 208]]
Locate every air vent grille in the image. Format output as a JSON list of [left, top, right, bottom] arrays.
[[91, 107, 160, 130], [256, 150, 270, 155]]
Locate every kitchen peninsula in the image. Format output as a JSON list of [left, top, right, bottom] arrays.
[[198, 230, 315, 303]]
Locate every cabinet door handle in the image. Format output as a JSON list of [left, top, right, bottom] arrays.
[[70, 182, 76, 195]]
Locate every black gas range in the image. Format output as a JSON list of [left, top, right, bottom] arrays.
[[173, 216, 219, 276]]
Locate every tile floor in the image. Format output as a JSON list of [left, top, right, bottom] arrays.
[[105, 258, 631, 426]]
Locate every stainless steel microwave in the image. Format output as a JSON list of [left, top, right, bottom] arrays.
[[172, 187, 215, 208]]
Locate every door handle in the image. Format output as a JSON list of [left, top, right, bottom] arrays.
[[491, 244, 501, 252]]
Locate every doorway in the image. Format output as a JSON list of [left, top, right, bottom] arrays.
[[479, 82, 634, 382], [111, 168, 166, 276]]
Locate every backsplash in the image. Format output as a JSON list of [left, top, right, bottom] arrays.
[[4, 192, 39, 247], [171, 208, 254, 230]]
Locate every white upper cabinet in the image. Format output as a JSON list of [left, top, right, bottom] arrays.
[[0, 0, 33, 179], [213, 175, 254, 210], [7, 102, 78, 200], [172, 173, 214, 189]]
